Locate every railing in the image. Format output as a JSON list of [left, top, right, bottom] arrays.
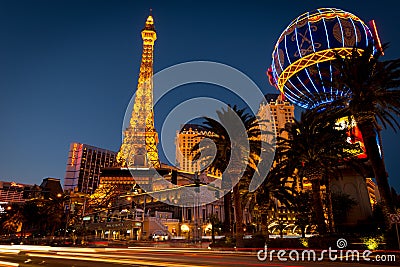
[[160, 218, 180, 223]]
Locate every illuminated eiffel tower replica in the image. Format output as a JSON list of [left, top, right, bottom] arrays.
[[116, 13, 160, 170], [98, 13, 177, 194]]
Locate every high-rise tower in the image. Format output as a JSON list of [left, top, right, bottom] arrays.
[[116, 13, 160, 169]]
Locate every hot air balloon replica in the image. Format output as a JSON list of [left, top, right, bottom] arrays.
[[268, 8, 383, 109]]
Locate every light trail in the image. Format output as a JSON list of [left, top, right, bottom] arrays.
[[0, 260, 19, 266], [26, 252, 214, 267]]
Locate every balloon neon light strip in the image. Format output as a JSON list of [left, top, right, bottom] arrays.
[[337, 17, 345, 47], [283, 27, 313, 97], [349, 18, 359, 44], [293, 22, 316, 96], [320, 16, 334, 98], [308, 16, 328, 102], [277, 47, 364, 93], [306, 19, 324, 96], [282, 33, 309, 98]]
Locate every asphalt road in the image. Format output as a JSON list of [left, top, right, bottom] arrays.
[[0, 245, 397, 267]]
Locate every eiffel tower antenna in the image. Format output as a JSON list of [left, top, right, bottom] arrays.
[[116, 13, 160, 169]]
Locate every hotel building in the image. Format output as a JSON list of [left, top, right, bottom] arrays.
[[258, 93, 295, 139], [175, 124, 221, 177], [0, 181, 32, 204], [64, 142, 117, 194]]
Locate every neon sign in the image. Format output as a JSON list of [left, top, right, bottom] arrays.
[[71, 143, 78, 166], [10, 182, 23, 187], [70, 143, 82, 166]]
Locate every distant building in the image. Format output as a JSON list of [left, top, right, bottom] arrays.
[[0, 181, 33, 204], [258, 93, 295, 139], [175, 124, 221, 177], [64, 142, 117, 194], [40, 177, 63, 199]]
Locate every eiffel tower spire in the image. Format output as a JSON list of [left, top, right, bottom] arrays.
[[116, 12, 160, 168]]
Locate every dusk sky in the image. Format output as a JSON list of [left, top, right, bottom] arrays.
[[1, 0, 400, 191]]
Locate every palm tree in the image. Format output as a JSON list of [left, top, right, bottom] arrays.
[[39, 194, 65, 236], [277, 108, 363, 234], [192, 105, 267, 247], [293, 191, 313, 237], [324, 45, 400, 213], [1, 205, 23, 235], [248, 160, 295, 237], [208, 213, 219, 244], [21, 201, 40, 236]]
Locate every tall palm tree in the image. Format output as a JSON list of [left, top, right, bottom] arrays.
[[247, 160, 295, 237], [192, 105, 267, 247], [1, 205, 23, 235], [277, 108, 363, 234], [325, 45, 400, 212], [39, 194, 65, 236]]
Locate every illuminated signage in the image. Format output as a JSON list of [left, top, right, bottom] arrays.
[[71, 143, 78, 166], [70, 143, 83, 166], [0, 202, 9, 214], [10, 182, 23, 188], [336, 117, 367, 159], [83, 216, 91, 221]]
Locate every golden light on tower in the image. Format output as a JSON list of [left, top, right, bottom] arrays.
[[116, 11, 161, 169]]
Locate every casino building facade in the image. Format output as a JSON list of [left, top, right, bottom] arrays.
[[64, 142, 117, 194]]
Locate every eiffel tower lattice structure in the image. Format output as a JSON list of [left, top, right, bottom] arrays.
[[116, 13, 160, 169]]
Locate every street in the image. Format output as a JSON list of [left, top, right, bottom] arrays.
[[0, 245, 397, 267]]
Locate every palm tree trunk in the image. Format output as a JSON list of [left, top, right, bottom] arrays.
[[261, 212, 268, 237], [325, 180, 335, 233], [358, 122, 394, 212], [311, 179, 327, 234], [233, 184, 244, 248], [211, 224, 215, 244], [223, 192, 231, 234]]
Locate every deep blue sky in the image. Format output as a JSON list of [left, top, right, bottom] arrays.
[[1, 0, 399, 191]]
